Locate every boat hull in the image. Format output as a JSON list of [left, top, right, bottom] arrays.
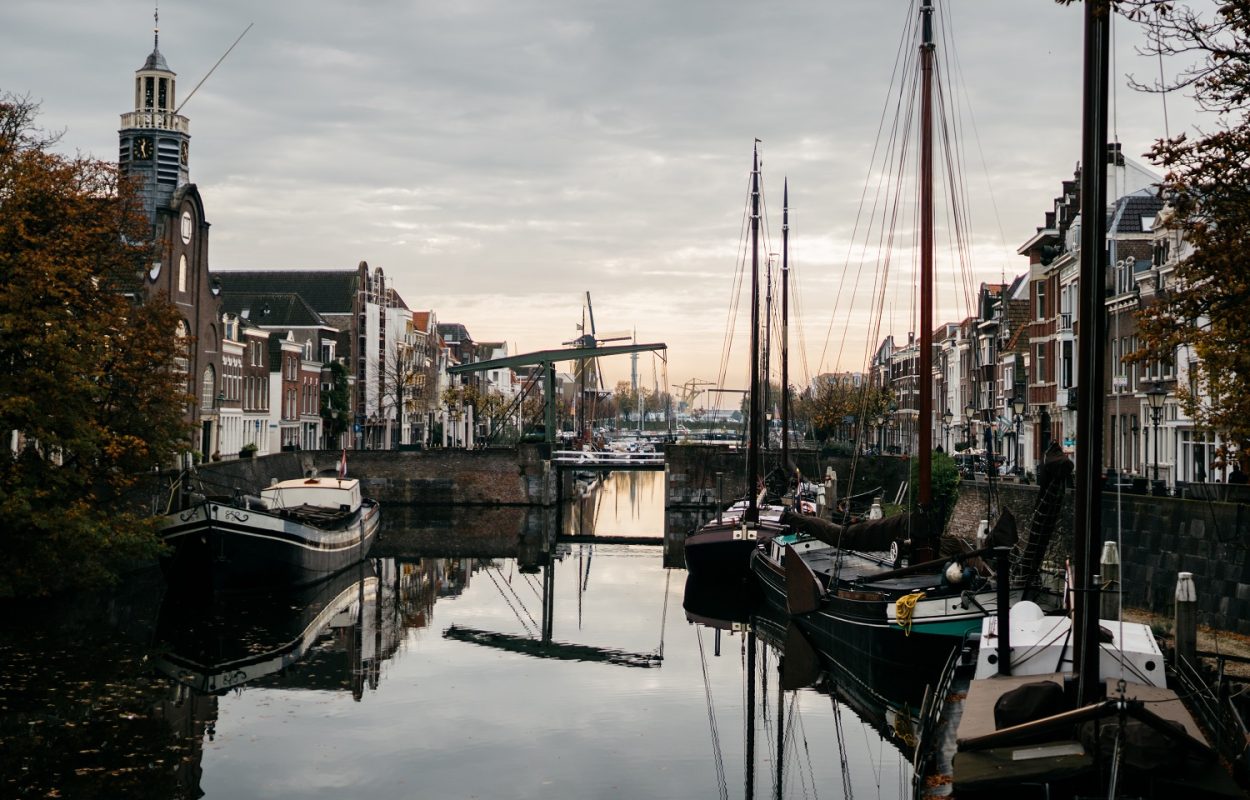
[[750, 547, 957, 703], [683, 518, 785, 581], [159, 499, 381, 591]]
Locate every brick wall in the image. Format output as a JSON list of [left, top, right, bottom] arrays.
[[189, 444, 555, 506]]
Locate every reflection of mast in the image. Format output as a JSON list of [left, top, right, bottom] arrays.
[[746, 627, 756, 800]]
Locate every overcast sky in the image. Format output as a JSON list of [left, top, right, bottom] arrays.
[[3, 1, 1207, 398]]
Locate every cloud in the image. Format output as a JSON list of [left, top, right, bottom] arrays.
[[1, 0, 1203, 388]]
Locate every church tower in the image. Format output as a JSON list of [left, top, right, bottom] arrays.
[[118, 9, 190, 225], [119, 9, 224, 459]]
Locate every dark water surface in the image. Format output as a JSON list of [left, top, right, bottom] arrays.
[[1, 472, 918, 799]]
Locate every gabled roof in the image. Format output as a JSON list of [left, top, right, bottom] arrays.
[[1107, 189, 1165, 234], [220, 292, 328, 328], [438, 322, 473, 343], [216, 270, 360, 315]]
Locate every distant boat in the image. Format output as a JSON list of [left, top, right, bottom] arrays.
[[158, 471, 380, 590]]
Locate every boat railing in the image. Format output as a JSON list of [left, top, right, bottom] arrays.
[[912, 632, 973, 796], [1170, 652, 1250, 772]]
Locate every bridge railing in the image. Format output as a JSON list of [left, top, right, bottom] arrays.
[[551, 450, 665, 467]]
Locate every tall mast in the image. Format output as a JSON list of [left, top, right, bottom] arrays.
[[1074, 0, 1112, 708], [747, 142, 762, 523], [764, 253, 773, 437], [782, 180, 791, 475], [918, 0, 935, 513]]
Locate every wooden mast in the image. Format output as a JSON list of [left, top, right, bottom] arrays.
[[1074, 0, 1111, 708], [918, 0, 936, 526], [747, 141, 762, 523], [781, 179, 791, 476]]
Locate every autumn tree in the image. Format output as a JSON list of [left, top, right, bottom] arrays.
[[0, 94, 190, 597], [799, 378, 893, 446], [1123, 2, 1250, 455]]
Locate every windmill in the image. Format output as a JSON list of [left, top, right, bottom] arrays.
[[563, 292, 629, 441]]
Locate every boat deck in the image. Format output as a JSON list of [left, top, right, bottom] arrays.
[[806, 549, 940, 594], [957, 673, 1206, 744]]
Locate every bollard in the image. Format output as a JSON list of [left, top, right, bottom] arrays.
[[1175, 571, 1198, 671], [1100, 542, 1120, 621]]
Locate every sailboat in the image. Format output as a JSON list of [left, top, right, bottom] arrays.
[[683, 142, 789, 581], [749, 0, 1070, 685], [919, 3, 1245, 796]]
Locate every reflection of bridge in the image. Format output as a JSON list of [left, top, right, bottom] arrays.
[[444, 625, 662, 668], [551, 449, 665, 470]]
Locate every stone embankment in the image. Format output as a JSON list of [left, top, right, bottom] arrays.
[[952, 478, 1250, 634], [188, 444, 555, 506]]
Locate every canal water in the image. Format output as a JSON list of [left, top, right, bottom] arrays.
[[0, 471, 919, 799]]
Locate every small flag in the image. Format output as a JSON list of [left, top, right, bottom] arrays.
[[338, 448, 347, 480]]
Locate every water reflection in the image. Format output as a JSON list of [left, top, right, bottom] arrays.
[[681, 571, 926, 798], [564, 470, 665, 537], [0, 469, 921, 799]]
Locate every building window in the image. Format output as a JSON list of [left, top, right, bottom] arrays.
[[201, 365, 216, 411]]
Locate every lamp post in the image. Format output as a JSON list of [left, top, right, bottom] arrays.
[[214, 390, 225, 459], [942, 407, 953, 451], [876, 414, 886, 454], [1011, 396, 1026, 474], [963, 402, 975, 454], [1146, 382, 1167, 487], [1130, 420, 1140, 475]]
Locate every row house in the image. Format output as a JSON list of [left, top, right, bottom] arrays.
[[405, 311, 440, 447], [878, 146, 1223, 490], [867, 333, 920, 455], [217, 263, 410, 451], [1103, 188, 1167, 480], [934, 319, 979, 453], [437, 323, 480, 448]]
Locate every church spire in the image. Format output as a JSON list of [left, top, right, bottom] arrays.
[[120, 4, 190, 224]]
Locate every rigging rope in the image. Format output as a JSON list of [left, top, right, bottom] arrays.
[[484, 567, 538, 637], [696, 626, 730, 800]]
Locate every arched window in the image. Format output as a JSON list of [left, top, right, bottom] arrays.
[[201, 365, 216, 411]]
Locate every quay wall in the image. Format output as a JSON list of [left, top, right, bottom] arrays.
[[663, 445, 911, 508], [949, 479, 1250, 633], [189, 445, 556, 506]]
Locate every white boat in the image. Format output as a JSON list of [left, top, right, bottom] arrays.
[[159, 474, 380, 591]]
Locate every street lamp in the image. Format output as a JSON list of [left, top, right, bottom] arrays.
[[214, 390, 225, 458], [1130, 419, 1140, 475], [942, 407, 953, 451], [1011, 396, 1026, 474], [876, 414, 886, 454], [1146, 382, 1167, 487], [963, 402, 975, 453]]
